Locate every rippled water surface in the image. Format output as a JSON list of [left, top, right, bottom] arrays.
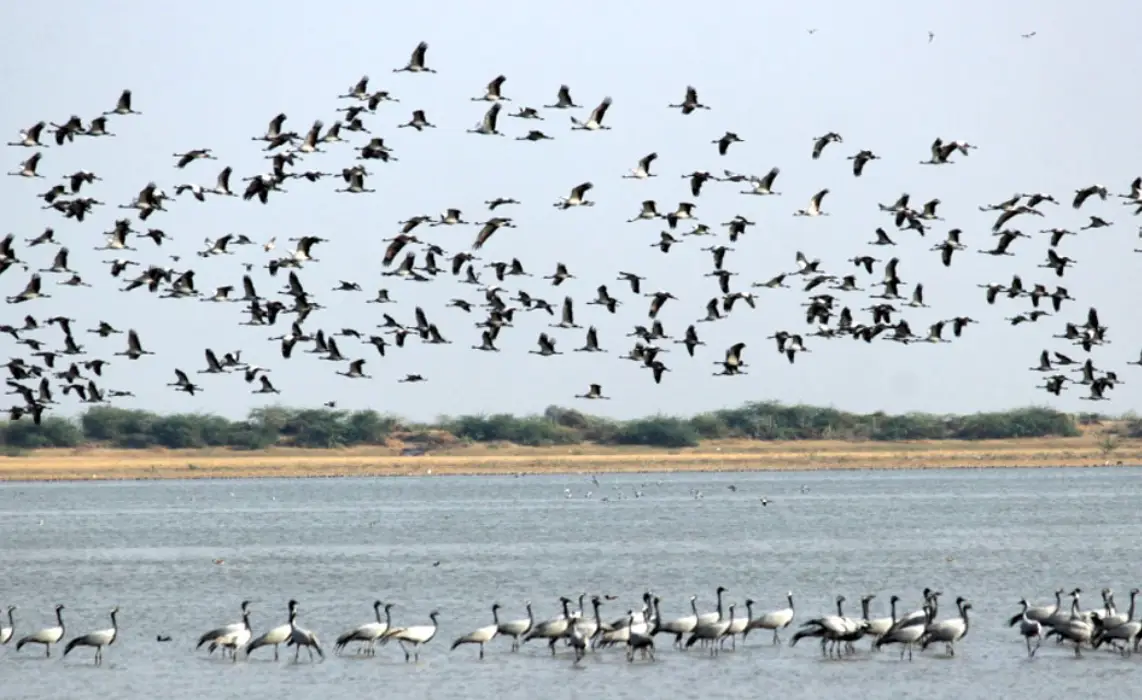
[[1, 467, 1141, 700]]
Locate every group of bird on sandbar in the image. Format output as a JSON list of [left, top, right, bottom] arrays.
[[3, 37, 1140, 425], [4, 586, 1140, 667]]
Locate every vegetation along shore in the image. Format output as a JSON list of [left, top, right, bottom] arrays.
[[0, 402, 1138, 482]]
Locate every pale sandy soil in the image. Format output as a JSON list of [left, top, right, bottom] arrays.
[[0, 433, 1136, 481]]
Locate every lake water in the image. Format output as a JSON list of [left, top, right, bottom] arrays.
[[1, 467, 1140, 700]]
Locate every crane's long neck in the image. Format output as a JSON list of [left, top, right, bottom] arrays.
[[525, 604, 533, 626], [788, 594, 795, 613], [242, 611, 251, 630], [836, 599, 844, 617], [560, 600, 570, 619], [961, 606, 970, 630], [1129, 592, 1138, 621], [690, 598, 698, 617], [373, 605, 383, 624], [110, 610, 118, 631], [491, 607, 500, 626], [55, 608, 65, 631], [716, 589, 724, 617], [861, 599, 871, 622], [592, 600, 602, 629], [890, 599, 898, 623]]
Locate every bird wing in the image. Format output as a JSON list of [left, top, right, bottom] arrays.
[[484, 103, 502, 131], [592, 98, 612, 124], [412, 41, 428, 65]]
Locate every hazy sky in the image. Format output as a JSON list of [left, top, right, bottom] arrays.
[[1, 1, 1139, 423]]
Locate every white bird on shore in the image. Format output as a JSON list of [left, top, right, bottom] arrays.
[[652, 596, 698, 648], [686, 604, 735, 655], [745, 592, 795, 644], [451, 604, 501, 659], [335, 601, 392, 656], [0, 606, 15, 644], [383, 610, 440, 662], [16, 604, 65, 657], [1013, 600, 1042, 657], [245, 599, 298, 661], [496, 601, 534, 651], [197, 600, 252, 657], [919, 598, 971, 656], [286, 611, 324, 662], [63, 607, 119, 665], [209, 606, 253, 662], [874, 606, 929, 660]]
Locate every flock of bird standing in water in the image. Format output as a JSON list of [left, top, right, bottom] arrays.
[[2, 38, 1138, 424], [1, 586, 1139, 666]]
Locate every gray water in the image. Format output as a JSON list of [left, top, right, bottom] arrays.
[[1, 467, 1140, 700]]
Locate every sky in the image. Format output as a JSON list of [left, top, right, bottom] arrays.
[[1, 1, 1140, 423]]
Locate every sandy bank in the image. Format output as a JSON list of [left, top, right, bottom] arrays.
[[0, 434, 1137, 482]]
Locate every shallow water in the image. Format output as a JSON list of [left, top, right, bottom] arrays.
[[1, 467, 1140, 700]]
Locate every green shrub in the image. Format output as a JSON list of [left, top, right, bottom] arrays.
[[0, 403, 1082, 449]]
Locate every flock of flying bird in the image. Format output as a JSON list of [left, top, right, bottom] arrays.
[[5, 586, 1142, 667], [2, 39, 1138, 426]]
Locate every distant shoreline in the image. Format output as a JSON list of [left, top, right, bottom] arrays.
[[0, 436, 1136, 482]]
